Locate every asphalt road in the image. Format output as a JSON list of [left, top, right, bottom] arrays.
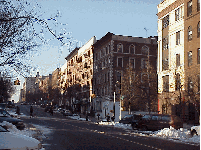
[[18, 105, 200, 150]]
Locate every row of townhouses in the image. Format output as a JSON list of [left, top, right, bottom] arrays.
[[20, 0, 200, 124]]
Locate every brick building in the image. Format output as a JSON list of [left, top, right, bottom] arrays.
[[184, 0, 200, 123], [157, 0, 200, 124], [65, 37, 96, 114], [93, 32, 158, 119]]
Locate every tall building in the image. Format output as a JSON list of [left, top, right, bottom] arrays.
[[184, 0, 200, 123], [93, 32, 158, 118], [65, 37, 96, 113], [157, 0, 200, 124]]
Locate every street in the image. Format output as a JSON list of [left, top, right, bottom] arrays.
[[18, 105, 199, 150]]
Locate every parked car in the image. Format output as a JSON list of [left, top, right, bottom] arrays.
[[6, 101, 15, 108], [136, 114, 183, 131], [62, 110, 72, 116], [191, 125, 200, 136], [131, 114, 143, 129], [0, 125, 43, 150], [0, 109, 25, 130], [119, 114, 133, 124]]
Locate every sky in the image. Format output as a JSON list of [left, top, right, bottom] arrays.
[[31, 0, 161, 76], [12, 0, 162, 102]]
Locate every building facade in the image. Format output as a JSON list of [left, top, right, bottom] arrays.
[[93, 32, 158, 119], [157, 0, 200, 124], [65, 37, 96, 114]]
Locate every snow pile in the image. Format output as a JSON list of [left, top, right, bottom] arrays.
[[153, 126, 190, 139], [114, 123, 132, 129], [0, 121, 36, 138], [68, 116, 91, 121], [152, 126, 200, 144]]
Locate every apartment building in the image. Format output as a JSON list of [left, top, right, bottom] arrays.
[[184, 0, 200, 123], [157, 0, 200, 123], [65, 37, 96, 114], [93, 32, 158, 119]]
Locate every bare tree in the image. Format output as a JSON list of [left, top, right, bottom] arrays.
[[0, 0, 73, 76], [0, 75, 15, 103], [121, 64, 158, 113]]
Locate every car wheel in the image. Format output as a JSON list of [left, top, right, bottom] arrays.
[[191, 129, 198, 136], [132, 123, 137, 130]]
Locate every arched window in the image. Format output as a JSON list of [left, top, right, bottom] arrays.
[[142, 45, 149, 55], [117, 43, 123, 53], [129, 45, 135, 54], [198, 21, 200, 38], [188, 26, 192, 41]]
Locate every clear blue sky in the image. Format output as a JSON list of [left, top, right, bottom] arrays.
[[30, 0, 161, 76]]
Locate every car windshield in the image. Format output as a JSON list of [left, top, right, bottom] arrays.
[[123, 115, 132, 119], [0, 125, 8, 132]]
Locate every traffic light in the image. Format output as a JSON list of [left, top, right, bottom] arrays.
[[14, 78, 20, 85]]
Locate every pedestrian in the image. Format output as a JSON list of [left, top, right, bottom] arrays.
[[50, 107, 53, 116], [111, 116, 115, 122], [30, 106, 33, 118], [86, 114, 88, 121], [97, 113, 100, 120], [16, 106, 20, 115], [107, 114, 110, 122]]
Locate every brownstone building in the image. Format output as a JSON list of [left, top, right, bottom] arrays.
[[184, 0, 200, 123], [157, 0, 200, 124], [93, 32, 158, 118], [65, 37, 96, 113]]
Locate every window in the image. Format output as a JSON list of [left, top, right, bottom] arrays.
[[141, 58, 148, 69], [99, 50, 101, 58], [188, 26, 192, 41], [176, 31, 180, 45], [188, 51, 192, 66], [108, 45, 110, 53], [176, 54, 180, 67], [198, 22, 200, 38], [163, 75, 169, 92], [188, 77, 193, 92], [162, 15, 169, 29], [117, 57, 123, 67], [162, 58, 169, 70], [142, 46, 149, 55], [187, 0, 192, 17], [198, 48, 200, 64], [175, 73, 181, 91], [117, 43, 123, 53], [163, 37, 169, 50], [141, 73, 148, 83], [129, 45, 135, 54], [175, 7, 180, 21], [198, 75, 200, 92], [197, 75, 200, 92], [129, 58, 135, 69], [198, 0, 200, 11]]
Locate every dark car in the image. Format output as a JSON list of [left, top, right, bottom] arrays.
[[136, 114, 183, 131], [131, 114, 143, 129], [44, 106, 51, 112], [6, 101, 15, 108], [119, 114, 142, 125], [0, 109, 25, 130], [119, 114, 133, 124]]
